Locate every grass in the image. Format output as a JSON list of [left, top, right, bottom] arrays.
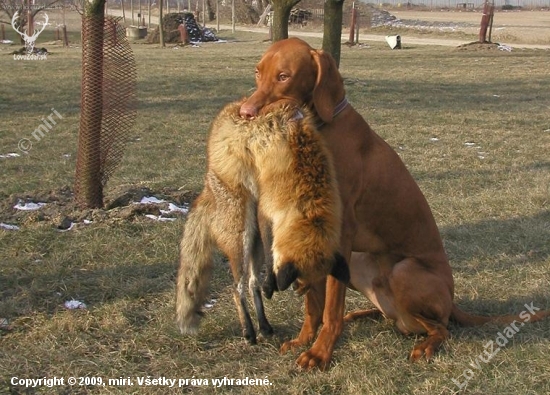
[[1, 28, 550, 394]]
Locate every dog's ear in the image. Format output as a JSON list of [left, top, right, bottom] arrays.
[[330, 253, 350, 284], [276, 262, 300, 291], [311, 50, 345, 124]]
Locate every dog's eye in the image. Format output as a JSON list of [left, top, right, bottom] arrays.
[[278, 73, 289, 82]]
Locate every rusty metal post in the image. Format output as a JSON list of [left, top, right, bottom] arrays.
[[348, 2, 356, 44], [479, 0, 490, 43]]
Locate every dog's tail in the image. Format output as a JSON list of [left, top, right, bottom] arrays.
[[450, 303, 550, 327], [176, 194, 216, 335]]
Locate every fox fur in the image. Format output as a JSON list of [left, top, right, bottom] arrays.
[[176, 100, 348, 341]]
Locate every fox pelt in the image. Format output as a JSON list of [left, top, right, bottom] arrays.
[[176, 100, 349, 338]]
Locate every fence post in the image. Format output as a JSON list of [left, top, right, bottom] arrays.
[[348, 2, 356, 44]]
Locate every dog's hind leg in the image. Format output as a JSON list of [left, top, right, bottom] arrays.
[[344, 308, 383, 322], [408, 317, 449, 362]]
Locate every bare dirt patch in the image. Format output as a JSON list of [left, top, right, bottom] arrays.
[[0, 186, 197, 231]]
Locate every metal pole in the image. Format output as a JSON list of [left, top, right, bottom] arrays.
[[231, 0, 235, 33]]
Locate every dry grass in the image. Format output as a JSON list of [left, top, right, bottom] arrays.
[[1, 29, 549, 395]]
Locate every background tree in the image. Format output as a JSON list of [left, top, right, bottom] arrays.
[[0, 0, 60, 44], [322, 0, 344, 66], [270, 0, 300, 41]]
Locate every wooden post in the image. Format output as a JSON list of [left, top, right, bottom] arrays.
[[62, 25, 69, 46], [122, 0, 126, 22], [1, 24, 5, 41], [216, 0, 219, 31], [355, 10, 359, 44], [148, 0, 151, 27], [159, 0, 165, 47], [202, 0, 205, 27], [231, 0, 235, 33], [348, 2, 356, 44]]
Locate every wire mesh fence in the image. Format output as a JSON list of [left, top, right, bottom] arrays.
[[74, 15, 137, 208]]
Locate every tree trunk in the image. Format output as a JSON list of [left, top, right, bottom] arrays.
[[75, 0, 106, 208], [159, 0, 165, 47], [322, 0, 344, 67], [271, 0, 300, 42]]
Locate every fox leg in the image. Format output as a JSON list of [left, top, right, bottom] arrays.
[[249, 226, 273, 336]]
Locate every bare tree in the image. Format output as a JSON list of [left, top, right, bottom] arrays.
[[1, 0, 61, 42], [322, 0, 344, 67], [271, 0, 300, 41]]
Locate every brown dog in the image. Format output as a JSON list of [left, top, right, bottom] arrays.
[[240, 37, 550, 370]]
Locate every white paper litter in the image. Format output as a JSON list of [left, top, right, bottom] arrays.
[[429, 137, 439, 142], [1, 40, 14, 44], [1, 223, 20, 230], [83, 219, 93, 224], [138, 196, 189, 218], [138, 196, 166, 204], [160, 203, 189, 214], [464, 142, 476, 147], [498, 44, 512, 52], [64, 300, 87, 310], [0, 153, 21, 158], [14, 201, 46, 211], [145, 214, 176, 222]]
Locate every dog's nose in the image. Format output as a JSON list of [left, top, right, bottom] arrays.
[[239, 103, 258, 119]]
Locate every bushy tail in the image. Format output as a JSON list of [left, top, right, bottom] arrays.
[[451, 303, 550, 327], [176, 195, 216, 335]]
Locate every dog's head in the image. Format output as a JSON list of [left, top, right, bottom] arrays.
[[239, 38, 345, 124]]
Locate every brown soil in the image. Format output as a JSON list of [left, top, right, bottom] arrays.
[[0, 186, 198, 231]]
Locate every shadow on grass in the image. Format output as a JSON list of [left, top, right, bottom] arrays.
[[441, 210, 550, 268]]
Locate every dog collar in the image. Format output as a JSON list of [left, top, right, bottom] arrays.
[[333, 97, 349, 118], [315, 97, 349, 129]]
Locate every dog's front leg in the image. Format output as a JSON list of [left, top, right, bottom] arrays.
[[280, 278, 326, 354], [295, 276, 346, 371]]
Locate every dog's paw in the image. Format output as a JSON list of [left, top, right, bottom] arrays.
[[279, 339, 305, 354], [409, 342, 436, 362], [296, 348, 332, 371]]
